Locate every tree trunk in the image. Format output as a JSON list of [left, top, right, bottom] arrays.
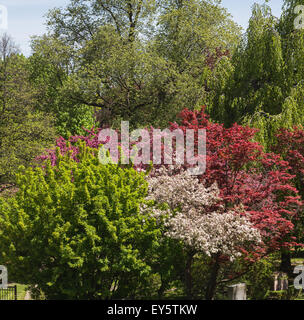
[[185, 252, 194, 299], [205, 255, 221, 300], [158, 275, 167, 299], [280, 250, 292, 275]]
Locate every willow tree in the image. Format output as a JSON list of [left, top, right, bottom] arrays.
[[208, 2, 304, 150], [209, 4, 285, 129], [278, 0, 304, 36], [241, 1, 304, 149]]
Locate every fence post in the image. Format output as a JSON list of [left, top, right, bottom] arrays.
[[14, 285, 17, 300]]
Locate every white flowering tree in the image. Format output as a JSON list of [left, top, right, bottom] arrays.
[[144, 166, 262, 299]]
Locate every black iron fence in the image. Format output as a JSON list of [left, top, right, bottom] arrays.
[[0, 285, 17, 300]]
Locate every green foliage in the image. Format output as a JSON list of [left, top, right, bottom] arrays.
[[29, 36, 95, 137], [46, 0, 158, 45], [156, 0, 241, 71], [0, 35, 56, 184], [265, 287, 304, 300], [240, 255, 279, 300], [209, 4, 285, 127], [29, 0, 241, 129], [279, 0, 304, 37], [150, 237, 186, 299], [0, 143, 161, 299], [208, 2, 304, 150], [190, 254, 215, 299]]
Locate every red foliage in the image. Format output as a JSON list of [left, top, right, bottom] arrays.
[[273, 127, 304, 248], [170, 107, 302, 253], [274, 127, 304, 191]]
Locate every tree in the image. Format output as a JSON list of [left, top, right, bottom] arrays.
[[169, 107, 303, 276], [0, 143, 161, 299], [144, 167, 262, 300], [0, 33, 55, 186], [34, 105, 303, 297], [273, 126, 304, 272], [29, 35, 95, 138], [32, 0, 240, 129], [156, 0, 239, 72], [209, 4, 285, 129], [278, 0, 304, 37], [46, 0, 158, 45], [154, 0, 240, 122], [209, 1, 304, 151], [59, 26, 176, 129]]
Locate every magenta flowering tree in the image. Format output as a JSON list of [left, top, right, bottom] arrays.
[[36, 128, 104, 165]]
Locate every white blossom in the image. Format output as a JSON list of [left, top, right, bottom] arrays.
[[143, 167, 262, 260]]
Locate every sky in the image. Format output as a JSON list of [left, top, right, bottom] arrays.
[[0, 0, 284, 57]]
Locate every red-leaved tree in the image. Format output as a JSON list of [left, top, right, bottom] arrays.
[[168, 108, 303, 283], [273, 127, 304, 272], [171, 108, 302, 247]]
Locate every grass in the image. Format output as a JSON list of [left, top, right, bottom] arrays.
[[15, 283, 28, 300]]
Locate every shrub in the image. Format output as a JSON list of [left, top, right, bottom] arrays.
[[0, 143, 161, 299], [240, 254, 279, 300]]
